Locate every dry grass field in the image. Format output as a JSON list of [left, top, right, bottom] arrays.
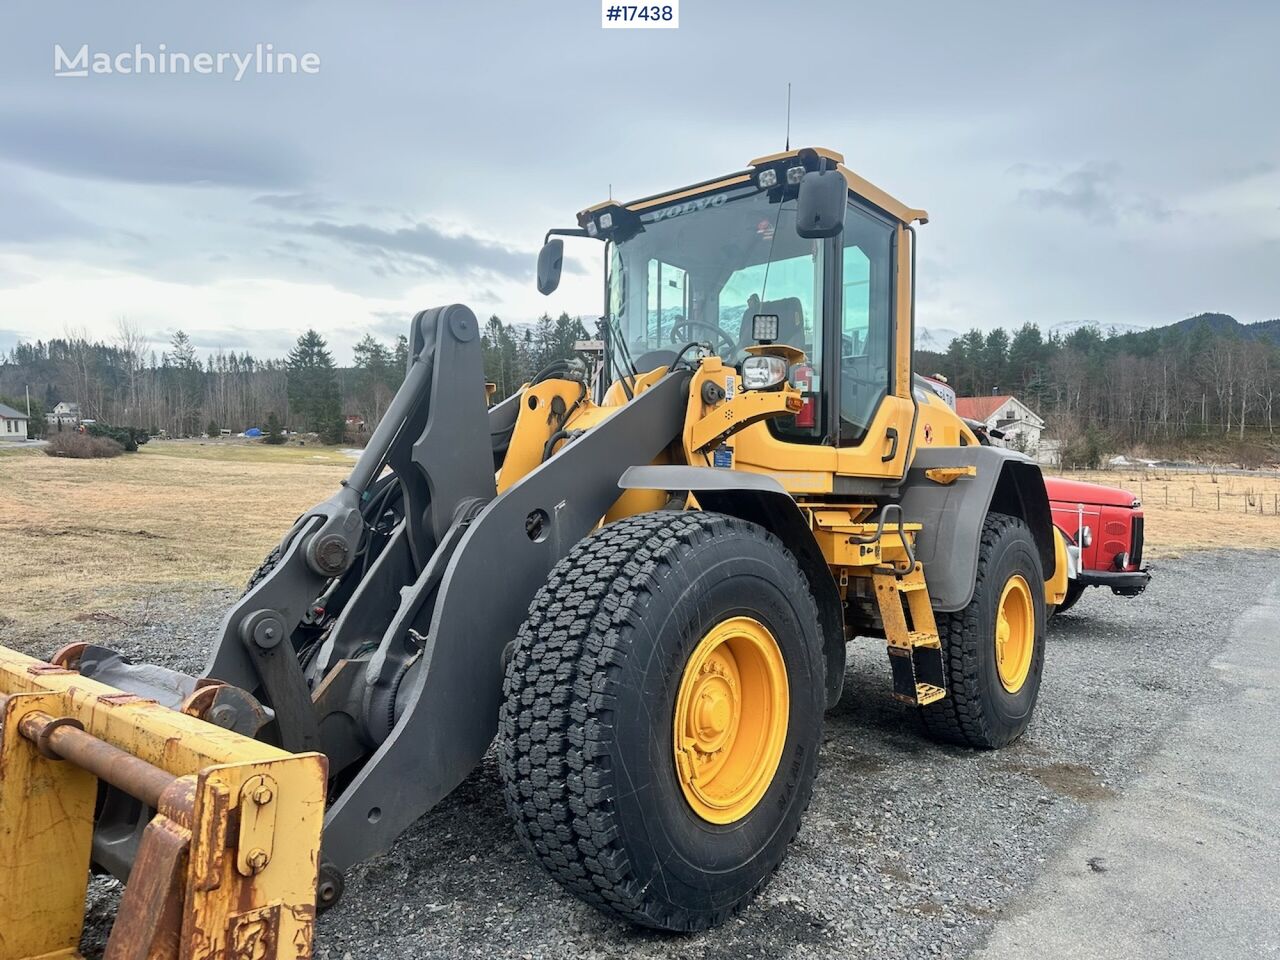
[[2, 442, 1279, 639], [0, 441, 348, 633]]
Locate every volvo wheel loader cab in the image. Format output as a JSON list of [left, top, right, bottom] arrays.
[[0, 147, 1067, 957]]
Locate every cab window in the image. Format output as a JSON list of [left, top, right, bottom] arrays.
[[839, 205, 894, 444], [646, 258, 688, 343], [721, 246, 825, 441]]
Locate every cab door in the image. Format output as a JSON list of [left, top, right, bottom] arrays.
[[832, 203, 914, 481]]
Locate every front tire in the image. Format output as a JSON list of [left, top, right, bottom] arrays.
[[921, 512, 1046, 749], [498, 511, 825, 931]]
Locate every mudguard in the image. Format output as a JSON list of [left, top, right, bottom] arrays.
[[898, 446, 1056, 612], [619, 465, 847, 709]]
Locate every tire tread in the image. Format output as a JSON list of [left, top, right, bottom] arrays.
[[498, 510, 818, 931]]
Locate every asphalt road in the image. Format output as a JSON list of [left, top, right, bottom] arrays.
[[975, 570, 1280, 960], [11, 549, 1277, 959]]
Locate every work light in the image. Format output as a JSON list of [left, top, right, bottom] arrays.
[[751, 313, 779, 342]]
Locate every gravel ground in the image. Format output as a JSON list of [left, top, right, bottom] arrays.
[[9, 548, 1275, 960]]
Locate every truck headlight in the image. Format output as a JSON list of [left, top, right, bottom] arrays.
[[1115, 551, 1129, 570], [741, 355, 788, 390], [1078, 525, 1092, 547]]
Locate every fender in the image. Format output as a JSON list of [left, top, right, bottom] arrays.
[[898, 446, 1057, 612], [619, 465, 847, 710]]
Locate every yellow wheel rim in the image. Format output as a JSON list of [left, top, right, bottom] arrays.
[[995, 574, 1035, 693], [673, 616, 789, 824]]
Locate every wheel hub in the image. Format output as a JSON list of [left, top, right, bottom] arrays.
[[673, 616, 789, 824], [995, 574, 1034, 693]]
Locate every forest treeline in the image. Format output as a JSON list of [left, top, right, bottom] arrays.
[[918, 313, 1280, 448], [0, 313, 588, 440], [3, 310, 1276, 453]]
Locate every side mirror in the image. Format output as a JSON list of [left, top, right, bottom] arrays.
[[536, 238, 564, 295], [795, 170, 846, 239]]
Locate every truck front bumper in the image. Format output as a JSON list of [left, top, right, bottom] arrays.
[[1078, 567, 1151, 597]]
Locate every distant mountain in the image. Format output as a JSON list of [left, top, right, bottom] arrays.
[[1048, 318, 1150, 337], [916, 327, 960, 352], [916, 313, 1280, 353], [1161, 312, 1280, 345]]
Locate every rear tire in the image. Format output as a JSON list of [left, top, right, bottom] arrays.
[[921, 512, 1046, 749], [498, 511, 825, 931]]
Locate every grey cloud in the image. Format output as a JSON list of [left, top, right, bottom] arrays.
[[182, 328, 299, 352], [369, 311, 411, 339], [1019, 167, 1120, 224], [1018, 166, 1173, 225], [283, 219, 535, 280], [0, 178, 96, 242], [0, 110, 301, 188], [253, 192, 336, 213]]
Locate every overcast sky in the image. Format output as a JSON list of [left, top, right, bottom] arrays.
[[1, 1, 1276, 362]]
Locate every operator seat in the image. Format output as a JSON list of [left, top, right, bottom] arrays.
[[737, 294, 806, 352]]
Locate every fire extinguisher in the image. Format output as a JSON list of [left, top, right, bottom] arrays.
[[792, 362, 815, 428]]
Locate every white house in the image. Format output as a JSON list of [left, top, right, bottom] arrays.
[[46, 401, 81, 427], [0, 402, 30, 441], [955, 394, 1045, 453]]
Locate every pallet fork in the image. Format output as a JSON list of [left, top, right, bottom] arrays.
[[0, 646, 325, 960]]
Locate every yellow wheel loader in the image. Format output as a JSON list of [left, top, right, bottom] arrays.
[[0, 147, 1069, 957]]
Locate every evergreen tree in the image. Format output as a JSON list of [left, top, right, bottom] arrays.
[[169, 330, 203, 436], [286, 329, 342, 437], [982, 328, 1010, 393], [264, 411, 286, 445], [1007, 323, 1045, 390], [352, 334, 394, 428]]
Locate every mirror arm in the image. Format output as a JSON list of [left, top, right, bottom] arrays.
[[543, 227, 592, 244]]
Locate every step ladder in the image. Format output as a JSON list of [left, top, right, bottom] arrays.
[[872, 563, 947, 706]]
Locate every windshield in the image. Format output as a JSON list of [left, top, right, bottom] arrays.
[[607, 184, 824, 372]]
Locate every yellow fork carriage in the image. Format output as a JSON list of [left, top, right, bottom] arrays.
[[0, 645, 325, 960]]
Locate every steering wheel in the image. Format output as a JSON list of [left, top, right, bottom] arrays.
[[669, 317, 737, 356], [670, 320, 742, 360]]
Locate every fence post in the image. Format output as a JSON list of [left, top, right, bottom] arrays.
[[1191, 487, 1195, 508], [1218, 489, 1221, 510]]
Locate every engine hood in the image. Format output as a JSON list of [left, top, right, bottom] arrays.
[[1044, 475, 1140, 508]]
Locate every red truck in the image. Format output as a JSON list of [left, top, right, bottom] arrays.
[[1043, 475, 1151, 614], [916, 375, 1151, 615]]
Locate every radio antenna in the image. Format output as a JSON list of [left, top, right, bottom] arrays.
[[785, 83, 792, 150]]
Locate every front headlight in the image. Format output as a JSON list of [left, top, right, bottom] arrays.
[[1078, 525, 1093, 547], [741, 355, 788, 390]]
